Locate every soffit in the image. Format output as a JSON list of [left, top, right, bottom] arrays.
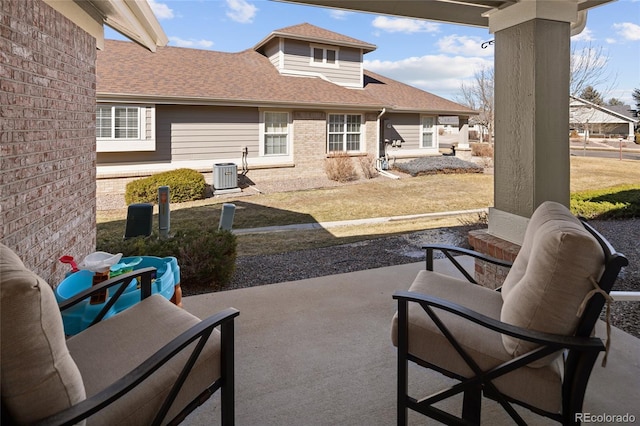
[[275, 0, 613, 28], [75, 0, 168, 51]]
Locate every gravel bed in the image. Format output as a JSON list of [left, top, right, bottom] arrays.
[[184, 219, 639, 339]]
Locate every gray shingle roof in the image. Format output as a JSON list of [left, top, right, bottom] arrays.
[[254, 22, 377, 53], [97, 28, 475, 116]]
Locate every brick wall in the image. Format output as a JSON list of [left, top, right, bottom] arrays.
[[467, 229, 520, 289], [1, 0, 97, 284]]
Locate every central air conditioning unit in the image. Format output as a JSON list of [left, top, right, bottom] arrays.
[[213, 163, 238, 190]]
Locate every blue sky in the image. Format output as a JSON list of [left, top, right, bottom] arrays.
[[105, 0, 640, 105]]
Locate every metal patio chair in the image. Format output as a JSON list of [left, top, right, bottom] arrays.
[[391, 201, 628, 425], [1, 243, 238, 425]]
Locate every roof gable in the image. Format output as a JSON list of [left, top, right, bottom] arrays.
[[570, 96, 638, 123], [254, 22, 376, 53]]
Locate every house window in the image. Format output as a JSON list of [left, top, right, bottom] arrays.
[[97, 105, 141, 139], [328, 114, 362, 152], [264, 112, 289, 155], [421, 116, 436, 148], [311, 46, 338, 66]]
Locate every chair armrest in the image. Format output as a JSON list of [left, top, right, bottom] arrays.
[[34, 307, 240, 426], [422, 244, 513, 285], [393, 290, 604, 352], [58, 267, 156, 326]]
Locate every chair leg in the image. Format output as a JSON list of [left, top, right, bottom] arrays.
[[220, 321, 235, 426], [462, 385, 482, 425], [563, 351, 600, 426], [397, 300, 409, 426]]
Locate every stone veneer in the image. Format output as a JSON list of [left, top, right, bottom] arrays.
[[1, 0, 97, 284], [467, 229, 521, 290]]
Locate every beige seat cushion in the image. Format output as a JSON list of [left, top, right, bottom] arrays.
[[500, 201, 604, 363], [67, 294, 221, 425], [392, 270, 564, 414], [0, 243, 86, 424]]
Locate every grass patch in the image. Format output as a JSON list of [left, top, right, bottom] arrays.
[[98, 157, 639, 258], [571, 184, 640, 219]]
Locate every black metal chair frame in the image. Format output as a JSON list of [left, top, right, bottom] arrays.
[[394, 219, 628, 425], [35, 268, 238, 426]]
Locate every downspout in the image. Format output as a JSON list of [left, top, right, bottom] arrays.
[[376, 108, 400, 179], [376, 107, 386, 160]]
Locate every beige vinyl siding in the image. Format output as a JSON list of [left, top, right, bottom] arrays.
[[164, 106, 259, 161], [282, 39, 362, 87], [384, 113, 421, 149], [263, 39, 281, 69]]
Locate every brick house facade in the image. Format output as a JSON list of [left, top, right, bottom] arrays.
[[1, 0, 97, 283]]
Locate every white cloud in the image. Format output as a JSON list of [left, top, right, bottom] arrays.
[[330, 10, 351, 20], [571, 27, 594, 42], [613, 22, 640, 41], [226, 0, 258, 24], [148, 0, 174, 20], [437, 35, 493, 57], [169, 36, 214, 49], [372, 16, 440, 34], [364, 55, 492, 98]]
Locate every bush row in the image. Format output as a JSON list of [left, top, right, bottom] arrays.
[[570, 184, 640, 220]]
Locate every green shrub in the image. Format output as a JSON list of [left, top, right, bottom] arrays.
[[125, 168, 206, 205], [97, 228, 237, 291], [570, 184, 640, 219]]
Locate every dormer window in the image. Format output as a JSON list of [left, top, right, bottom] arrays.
[[310, 44, 338, 67]]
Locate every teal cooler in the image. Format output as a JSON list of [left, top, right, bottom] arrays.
[[56, 256, 179, 335]]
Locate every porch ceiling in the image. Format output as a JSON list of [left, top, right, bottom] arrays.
[[76, 0, 168, 51], [275, 0, 613, 28]]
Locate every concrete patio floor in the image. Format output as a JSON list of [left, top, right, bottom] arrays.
[[181, 257, 640, 425]]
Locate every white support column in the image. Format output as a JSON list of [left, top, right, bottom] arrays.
[[458, 116, 470, 149], [487, 1, 576, 244]]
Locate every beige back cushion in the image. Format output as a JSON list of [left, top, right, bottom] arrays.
[[500, 202, 604, 362], [0, 243, 86, 424]]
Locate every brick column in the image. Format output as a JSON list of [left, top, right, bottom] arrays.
[[468, 229, 520, 289]]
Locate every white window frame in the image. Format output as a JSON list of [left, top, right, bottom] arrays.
[[421, 116, 437, 149], [261, 111, 290, 157], [310, 44, 339, 68], [97, 105, 143, 140], [96, 104, 155, 152], [327, 113, 363, 153]]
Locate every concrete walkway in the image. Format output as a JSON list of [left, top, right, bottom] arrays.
[[181, 258, 640, 425], [232, 208, 487, 235]]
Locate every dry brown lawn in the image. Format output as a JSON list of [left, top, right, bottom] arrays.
[[98, 156, 639, 256]]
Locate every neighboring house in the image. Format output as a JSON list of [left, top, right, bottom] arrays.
[[570, 96, 637, 139], [96, 23, 476, 187]]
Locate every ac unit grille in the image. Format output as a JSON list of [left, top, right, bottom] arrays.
[[213, 163, 238, 190]]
